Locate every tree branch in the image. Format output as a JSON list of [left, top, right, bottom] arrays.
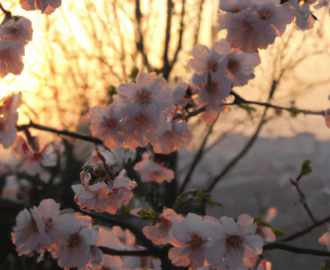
[[16, 121, 103, 144]]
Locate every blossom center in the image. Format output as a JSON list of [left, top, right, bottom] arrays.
[[226, 235, 243, 250], [106, 119, 117, 128], [242, 20, 253, 32], [260, 10, 273, 20], [30, 153, 43, 162], [227, 59, 240, 73], [208, 60, 218, 72], [137, 90, 150, 107], [44, 217, 53, 232], [68, 232, 81, 249], [186, 233, 205, 251]]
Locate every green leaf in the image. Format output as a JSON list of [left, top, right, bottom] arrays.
[[290, 107, 301, 115], [208, 201, 223, 208], [272, 227, 286, 236], [12, 16, 21, 22], [254, 218, 272, 228], [301, 160, 312, 176], [138, 209, 159, 222], [130, 68, 139, 81], [319, 267, 326, 270], [238, 104, 256, 112]]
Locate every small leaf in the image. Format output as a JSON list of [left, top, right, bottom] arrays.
[[290, 107, 301, 115], [238, 104, 256, 112], [272, 227, 286, 237], [130, 68, 139, 81], [301, 160, 312, 176], [208, 201, 223, 208], [254, 218, 272, 228]]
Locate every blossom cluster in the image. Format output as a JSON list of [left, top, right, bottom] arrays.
[[3, 0, 330, 270], [12, 198, 275, 270]]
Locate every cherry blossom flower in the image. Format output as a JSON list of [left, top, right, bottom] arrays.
[[89, 147, 136, 175], [117, 72, 173, 115], [72, 170, 136, 214], [12, 136, 57, 175], [20, 0, 62, 15], [168, 213, 223, 269], [143, 208, 185, 245], [51, 224, 100, 269], [11, 208, 45, 256], [204, 214, 264, 270], [134, 152, 174, 183], [225, 48, 261, 86], [89, 104, 124, 149], [120, 103, 169, 150], [0, 92, 22, 148], [218, 3, 292, 53], [0, 38, 25, 78], [192, 67, 231, 123], [171, 77, 198, 108], [319, 226, 330, 251], [0, 114, 18, 148], [150, 120, 193, 154], [189, 40, 231, 74], [314, 0, 330, 9], [29, 199, 84, 251], [284, 0, 314, 31], [0, 17, 33, 45]]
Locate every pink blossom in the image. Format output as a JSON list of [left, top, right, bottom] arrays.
[[89, 104, 124, 149], [117, 72, 173, 114], [120, 103, 168, 150], [12, 136, 57, 175], [29, 199, 87, 255], [171, 77, 198, 108], [52, 225, 99, 269], [0, 17, 33, 45], [225, 48, 261, 86], [20, 0, 62, 15], [0, 92, 21, 148], [0, 38, 25, 78], [192, 66, 231, 121], [218, 3, 292, 53], [134, 152, 174, 183], [319, 230, 330, 250], [168, 213, 223, 269], [143, 208, 185, 245], [189, 40, 231, 74], [150, 120, 193, 154], [72, 170, 136, 214], [0, 115, 18, 148], [314, 0, 330, 9], [284, 0, 314, 30], [204, 214, 264, 270], [11, 208, 44, 256], [89, 147, 136, 175], [219, 0, 255, 12]]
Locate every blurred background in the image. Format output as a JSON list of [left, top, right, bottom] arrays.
[[1, 0, 330, 269]]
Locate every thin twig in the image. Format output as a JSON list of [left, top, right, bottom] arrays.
[[16, 121, 103, 144], [263, 242, 330, 257], [178, 115, 218, 194]]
